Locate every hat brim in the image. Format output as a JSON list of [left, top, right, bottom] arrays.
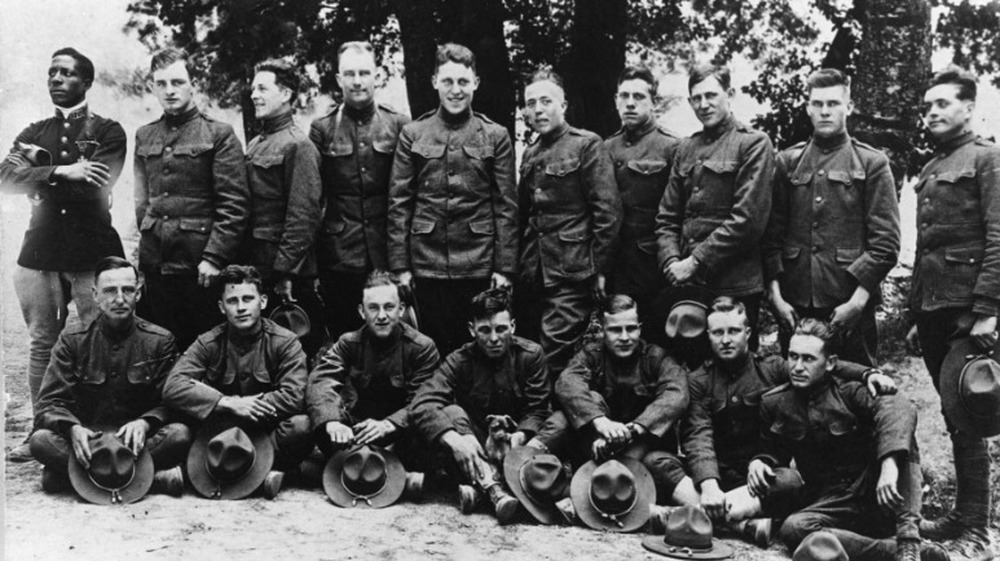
[[665, 302, 708, 339], [941, 336, 1000, 438], [270, 304, 311, 338], [570, 457, 655, 532], [67, 431, 155, 505], [642, 535, 734, 560], [323, 446, 406, 508], [503, 446, 562, 524], [187, 417, 275, 500]]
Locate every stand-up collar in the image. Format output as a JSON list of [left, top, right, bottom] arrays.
[[540, 121, 570, 144], [935, 129, 975, 155], [261, 110, 294, 135], [164, 105, 201, 127], [812, 130, 849, 151], [344, 101, 376, 123], [702, 113, 736, 140], [438, 106, 473, 128], [55, 100, 88, 120], [98, 313, 136, 341], [624, 117, 656, 142]]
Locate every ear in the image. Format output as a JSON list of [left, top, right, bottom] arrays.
[[726, 87, 736, 98], [92, 285, 99, 303], [335, 72, 345, 90], [468, 321, 476, 339], [260, 293, 268, 311], [510, 318, 516, 336], [135, 282, 143, 303], [825, 353, 838, 371], [358, 304, 365, 320], [846, 99, 855, 115], [471, 75, 481, 91], [218, 300, 226, 316]]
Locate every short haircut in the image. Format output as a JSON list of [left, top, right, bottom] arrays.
[[52, 47, 94, 84], [255, 58, 300, 99], [363, 270, 401, 298], [929, 66, 978, 101], [618, 65, 658, 97], [217, 265, 264, 298], [93, 256, 137, 284], [603, 294, 638, 317], [793, 317, 838, 356], [470, 288, 512, 322], [527, 66, 565, 90], [688, 63, 731, 92], [806, 68, 851, 92], [150, 47, 193, 77], [707, 296, 748, 327], [337, 41, 376, 67], [435, 43, 476, 74]]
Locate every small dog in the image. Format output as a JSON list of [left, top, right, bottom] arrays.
[[483, 414, 517, 468]]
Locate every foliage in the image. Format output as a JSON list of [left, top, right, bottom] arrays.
[[934, 0, 1000, 88]]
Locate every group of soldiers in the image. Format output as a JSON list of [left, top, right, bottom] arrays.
[[1, 39, 998, 561]]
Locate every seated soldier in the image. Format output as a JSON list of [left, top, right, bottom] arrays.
[[306, 270, 439, 464], [409, 288, 551, 524], [750, 319, 948, 561], [31, 256, 190, 495], [163, 265, 312, 498]]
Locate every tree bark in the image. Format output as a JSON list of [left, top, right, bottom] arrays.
[[393, 0, 442, 119], [562, 0, 627, 137], [454, 0, 515, 139]]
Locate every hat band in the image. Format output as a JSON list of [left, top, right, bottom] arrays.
[[87, 453, 137, 505], [207, 454, 257, 499], [588, 487, 638, 528], [341, 470, 389, 507]]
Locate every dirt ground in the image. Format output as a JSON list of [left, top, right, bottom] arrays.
[[2, 200, 998, 561]]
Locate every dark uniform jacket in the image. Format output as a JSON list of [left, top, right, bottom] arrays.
[[241, 111, 321, 278], [134, 106, 249, 274], [519, 123, 622, 287], [655, 114, 774, 296], [387, 108, 518, 279], [754, 378, 916, 491], [0, 106, 126, 271], [763, 132, 900, 308], [556, 340, 688, 438], [410, 336, 550, 442], [605, 120, 680, 295], [34, 314, 177, 436], [681, 353, 869, 486], [306, 323, 439, 430], [163, 318, 306, 422], [309, 103, 410, 273], [911, 131, 1000, 318]]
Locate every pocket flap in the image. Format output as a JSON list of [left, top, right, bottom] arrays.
[[463, 144, 495, 160], [253, 226, 283, 242], [140, 214, 157, 231], [557, 230, 587, 242], [469, 220, 494, 235], [126, 357, 169, 384], [702, 160, 738, 174], [326, 141, 355, 157], [771, 419, 805, 440], [828, 420, 858, 436], [172, 143, 214, 157], [826, 170, 853, 185], [835, 247, 862, 264], [782, 246, 801, 259], [251, 153, 284, 168], [937, 168, 976, 183], [179, 217, 212, 233], [789, 172, 812, 186], [80, 368, 106, 385], [626, 159, 668, 175], [411, 220, 435, 235], [413, 143, 446, 159], [136, 142, 164, 157], [545, 157, 581, 177], [372, 139, 396, 154], [322, 220, 347, 234], [944, 246, 984, 265]]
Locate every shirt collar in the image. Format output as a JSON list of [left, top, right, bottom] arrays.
[[164, 105, 201, 127], [55, 100, 88, 120], [260, 110, 294, 135], [935, 129, 976, 155], [624, 117, 656, 142], [702, 113, 737, 141]]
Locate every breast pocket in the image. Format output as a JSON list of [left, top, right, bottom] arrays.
[[463, 144, 496, 185], [696, 160, 738, 211]]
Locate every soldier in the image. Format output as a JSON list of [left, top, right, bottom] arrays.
[[751, 319, 948, 561], [307, 271, 439, 464], [30, 257, 189, 496], [655, 63, 774, 349], [242, 59, 324, 357], [0, 48, 127, 461], [763, 68, 900, 366], [905, 67, 999, 555], [517, 67, 622, 376], [409, 288, 551, 524], [135, 48, 250, 351], [387, 43, 518, 355], [163, 265, 312, 498], [605, 66, 679, 344], [310, 41, 410, 341]]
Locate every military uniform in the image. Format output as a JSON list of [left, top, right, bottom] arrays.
[[755, 378, 920, 561], [763, 132, 900, 365], [30, 314, 191, 473], [655, 114, 774, 346], [517, 123, 622, 375], [309, 103, 410, 339], [0, 104, 126, 415], [387, 108, 518, 355], [306, 322, 439, 463], [134, 105, 250, 350], [605, 120, 679, 346], [163, 318, 312, 470]]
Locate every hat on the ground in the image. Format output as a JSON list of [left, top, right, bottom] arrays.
[[323, 445, 406, 508], [792, 531, 848, 561], [187, 418, 274, 500], [67, 429, 154, 505], [269, 300, 311, 339], [642, 505, 734, 559], [570, 457, 655, 532], [650, 285, 714, 340], [941, 336, 1000, 438], [503, 446, 572, 524]]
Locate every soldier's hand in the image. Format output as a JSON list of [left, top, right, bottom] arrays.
[[592, 416, 630, 445], [876, 456, 903, 511], [865, 370, 898, 397], [197, 260, 221, 288], [905, 325, 921, 356], [397, 271, 414, 289], [666, 257, 698, 285], [70, 425, 100, 469], [592, 274, 607, 302], [592, 437, 610, 461], [746, 459, 774, 498], [325, 421, 354, 446], [353, 419, 396, 445], [54, 161, 111, 187], [491, 272, 512, 290], [116, 419, 150, 456], [441, 430, 487, 483], [969, 314, 998, 351], [771, 295, 798, 332], [273, 276, 294, 302], [217, 395, 276, 422], [829, 300, 864, 333], [508, 431, 527, 449], [699, 478, 728, 521]]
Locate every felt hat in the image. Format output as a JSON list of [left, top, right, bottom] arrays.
[[269, 300, 311, 339], [649, 285, 714, 339], [323, 445, 406, 508], [187, 419, 274, 500], [570, 457, 655, 532], [941, 336, 1000, 438], [503, 446, 572, 524], [67, 430, 154, 505], [642, 505, 734, 559], [792, 531, 849, 561]]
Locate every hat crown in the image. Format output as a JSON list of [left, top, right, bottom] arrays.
[[270, 303, 311, 337], [792, 531, 849, 561], [342, 448, 388, 497], [962, 358, 1000, 416], [665, 301, 708, 339], [522, 454, 568, 501], [88, 434, 135, 490], [206, 427, 256, 482], [589, 460, 637, 515], [663, 505, 714, 550]]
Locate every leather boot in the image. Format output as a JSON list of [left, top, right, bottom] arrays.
[[735, 518, 773, 548], [41, 467, 71, 494], [151, 466, 184, 497], [922, 433, 991, 556], [458, 483, 481, 514], [485, 483, 519, 525], [403, 471, 425, 500], [261, 470, 284, 500]]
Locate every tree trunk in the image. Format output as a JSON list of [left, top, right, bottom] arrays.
[[394, 0, 442, 119], [454, 0, 515, 139], [562, 0, 627, 137]]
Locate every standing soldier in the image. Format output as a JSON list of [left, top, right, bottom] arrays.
[[310, 41, 410, 341], [242, 59, 324, 357], [134, 48, 249, 351], [605, 66, 678, 342], [388, 43, 518, 356], [0, 48, 127, 461], [906, 67, 998, 555], [763, 68, 900, 366], [655, 64, 773, 348], [517, 67, 622, 376]]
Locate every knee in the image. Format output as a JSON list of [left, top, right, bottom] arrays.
[[277, 414, 313, 441], [160, 422, 194, 447], [779, 513, 820, 549], [29, 429, 67, 469]]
